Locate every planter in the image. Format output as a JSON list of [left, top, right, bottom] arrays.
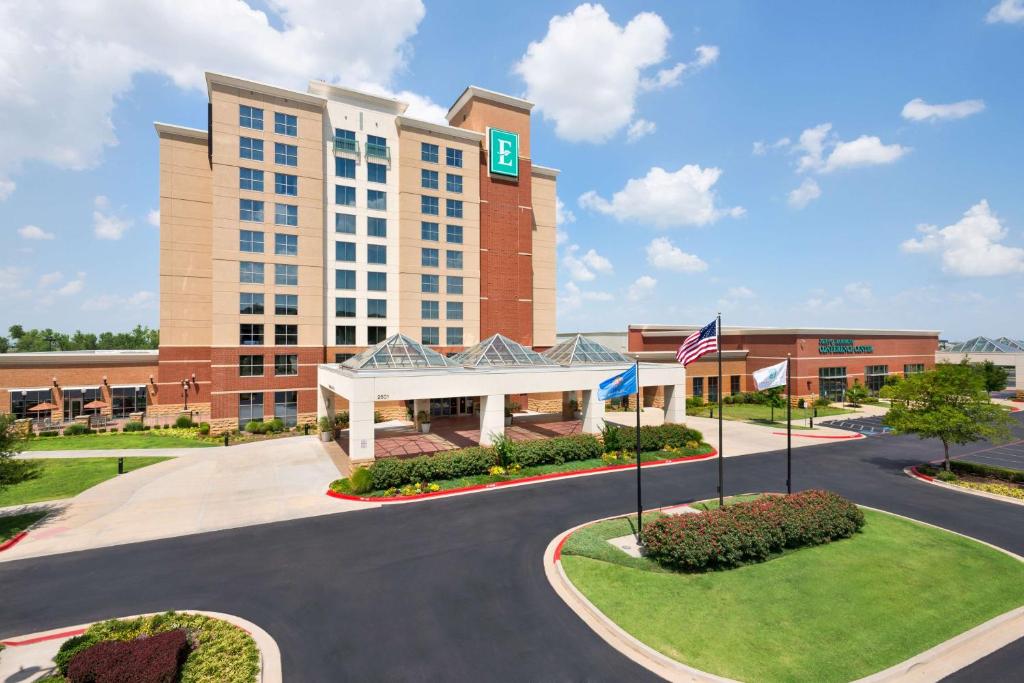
[[504, 416, 513, 427], [420, 423, 431, 434], [320, 431, 332, 442], [573, 410, 582, 420]]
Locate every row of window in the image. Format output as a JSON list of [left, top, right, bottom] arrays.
[[237, 201, 297, 226], [334, 270, 386, 291], [421, 248, 463, 269], [420, 274, 463, 294], [335, 157, 388, 183], [239, 174, 296, 204], [240, 262, 297, 285], [335, 326, 388, 346], [420, 169, 462, 193], [240, 324, 298, 346], [239, 293, 297, 316], [335, 298, 387, 319], [239, 390, 297, 428], [420, 222, 462, 243], [240, 106, 297, 137], [335, 186, 386, 211], [421, 142, 462, 168], [335, 241, 386, 264], [335, 214, 386, 237], [240, 231, 297, 256], [239, 354, 298, 377], [691, 376, 742, 400], [420, 196, 463, 218], [421, 327, 462, 346], [333, 326, 464, 347], [420, 301, 463, 320], [239, 138, 298, 167]]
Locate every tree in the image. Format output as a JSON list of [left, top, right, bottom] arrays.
[[1, 324, 159, 353], [845, 382, 869, 406], [884, 363, 1015, 471], [973, 360, 1009, 393], [0, 415, 39, 492]]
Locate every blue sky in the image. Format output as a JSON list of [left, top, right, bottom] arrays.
[[1, 1, 1022, 340]]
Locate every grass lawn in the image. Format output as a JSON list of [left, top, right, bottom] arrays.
[[561, 508, 1024, 682], [0, 457, 171, 506], [22, 432, 215, 451], [688, 402, 853, 427], [0, 510, 47, 542]]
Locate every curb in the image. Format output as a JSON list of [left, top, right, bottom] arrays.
[[326, 449, 718, 504], [545, 502, 1024, 683], [905, 465, 1024, 508], [0, 531, 30, 552], [770, 431, 865, 440]]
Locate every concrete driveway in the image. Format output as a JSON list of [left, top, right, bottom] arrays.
[[2, 436, 375, 562]]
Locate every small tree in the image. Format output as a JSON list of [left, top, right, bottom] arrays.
[[884, 364, 1014, 471], [845, 382, 869, 407], [973, 360, 1009, 393], [1, 414, 40, 492]]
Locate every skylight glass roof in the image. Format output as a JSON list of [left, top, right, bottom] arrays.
[[342, 333, 455, 369], [945, 336, 1024, 354], [543, 334, 633, 365], [452, 334, 558, 368]]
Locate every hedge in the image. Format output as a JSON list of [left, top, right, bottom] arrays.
[[643, 490, 865, 571], [67, 628, 189, 683], [601, 423, 704, 454], [950, 460, 1024, 484]]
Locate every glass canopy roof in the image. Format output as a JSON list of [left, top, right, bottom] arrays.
[[342, 334, 456, 369], [451, 334, 559, 368], [944, 336, 1024, 353], [542, 334, 633, 365]]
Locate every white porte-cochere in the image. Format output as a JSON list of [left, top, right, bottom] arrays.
[[317, 333, 686, 465]]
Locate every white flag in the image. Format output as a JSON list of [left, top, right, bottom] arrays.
[[753, 360, 787, 391]]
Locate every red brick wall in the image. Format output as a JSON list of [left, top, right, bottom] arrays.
[[157, 346, 211, 407], [0, 361, 157, 416], [208, 346, 321, 420]]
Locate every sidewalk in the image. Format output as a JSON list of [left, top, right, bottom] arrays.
[[15, 447, 205, 459]]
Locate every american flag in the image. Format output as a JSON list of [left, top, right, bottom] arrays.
[[676, 319, 719, 366]]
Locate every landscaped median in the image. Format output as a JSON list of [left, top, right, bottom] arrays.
[[548, 492, 1024, 682], [328, 424, 714, 502], [910, 459, 1024, 504]]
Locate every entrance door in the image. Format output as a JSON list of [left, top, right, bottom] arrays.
[[64, 397, 83, 421]]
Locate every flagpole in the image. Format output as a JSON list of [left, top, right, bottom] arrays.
[[717, 312, 724, 507], [635, 359, 643, 544], [786, 353, 792, 495]]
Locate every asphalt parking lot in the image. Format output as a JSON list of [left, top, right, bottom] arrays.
[[821, 415, 893, 437], [956, 438, 1024, 471]]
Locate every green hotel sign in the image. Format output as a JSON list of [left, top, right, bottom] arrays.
[[488, 128, 519, 178], [819, 338, 874, 355]]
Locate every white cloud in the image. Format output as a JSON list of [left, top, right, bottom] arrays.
[[823, 135, 908, 173], [514, 5, 716, 142], [38, 271, 63, 287], [81, 290, 156, 312], [987, 0, 1024, 24], [843, 282, 873, 303], [579, 164, 743, 228], [0, 179, 14, 201], [93, 195, 132, 240], [645, 236, 708, 272], [562, 244, 613, 282], [0, 0, 427, 198], [626, 119, 656, 142], [794, 123, 833, 172], [147, 209, 160, 228], [901, 98, 985, 122], [556, 196, 576, 226], [18, 224, 55, 240], [718, 285, 755, 308], [627, 275, 657, 301], [753, 137, 791, 156], [787, 178, 821, 209], [901, 200, 1024, 276], [0, 266, 28, 292], [57, 276, 85, 296], [558, 281, 614, 311]]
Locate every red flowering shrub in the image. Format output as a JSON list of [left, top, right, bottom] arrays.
[[642, 490, 865, 571], [67, 628, 190, 683]]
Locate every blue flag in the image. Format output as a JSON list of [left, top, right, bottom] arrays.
[[598, 364, 638, 401]]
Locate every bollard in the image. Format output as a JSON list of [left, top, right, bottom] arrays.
[[709, 406, 714, 418], [224, 433, 229, 447], [810, 416, 814, 429], [117, 457, 124, 475], [303, 423, 310, 436]]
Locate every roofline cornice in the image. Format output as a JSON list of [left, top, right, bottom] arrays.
[[309, 81, 409, 113], [153, 122, 207, 141], [631, 324, 941, 337], [206, 72, 326, 107], [396, 116, 484, 142], [446, 85, 533, 122]]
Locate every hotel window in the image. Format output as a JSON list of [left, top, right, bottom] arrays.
[[367, 299, 387, 319], [240, 261, 264, 284], [240, 168, 264, 192], [336, 297, 355, 318], [421, 142, 438, 163], [240, 354, 264, 377], [275, 264, 298, 286], [366, 134, 387, 158], [446, 147, 463, 168], [275, 203, 298, 226], [240, 136, 263, 161], [275, 173, 297, 196], [446, 250, 463, 269], [446, 225, 463, 243], [239, 199, 264, 222], [865, 365, 889, 393], [336, 241, 356, 262], [446, 327, 463, 346], [275, 324, 298, 346], [274, 112, 297, 136], [9, 389, 54, 420], [446, 301, 463, 320], [239, 105, 263, 130], [367, 162, 387, 184], [446, 199, 463, 218], [335, 269, 355, 290], [335, 326, 356, 345], [274, 294, 298, 316], [335, 156, 355, 179], [275, 234, 297, 256], [335, 185, 355, 207], [446, 174, 462, 194], [421, 327, 439, 345], [730, 375, 741, 395], [904, 364, 925, 375], [421, 274, 439, 293], [819, 367, 848, 401], [692, 376, 704, 399], [367, 326, 387, 344], [239, 393, 263, 427], [421, 221, 439, 241], [446, 276, 463, 295], [421, 248, 439, 267], [334, 129, 356, 153], [111, 386, 148, 418], [275, 143, 298, 167], [367, 244, 387, 265], [708, 376, 719, 403], [274, 390, 297, 427], [367, 272, 386, 292], [239, 292, 264, 315], [274, 354, 298, 377], [421, 195, 439, 215], [367, 190, 386, 211], [367, 217, 387, 237], [335, 353, 354, 363], [421, 169, 438, 190], [240, 324, 264, 346], [335, 213, 355, 234], [239, 230, 264, 253], [422, 300, 439, 320]]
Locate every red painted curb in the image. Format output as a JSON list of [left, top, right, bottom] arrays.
[[770, 432, 864, 440], [553, 534, 569, 563], [1, 627, 87, 647], [0, 530, 29, 553], [909, 466, 935, 482], [327, 450, 718, 504]]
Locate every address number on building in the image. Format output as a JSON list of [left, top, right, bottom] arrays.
[[376, 394, 389, 400]]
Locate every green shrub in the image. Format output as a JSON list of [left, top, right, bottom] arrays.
[[175, 415, 194, 429], [124, 421, 145, 432], [491, 433, 516, 467], [797, 398, 806, 409], [813, 397, 832, 407], [508, 434, 603, 467], [951, 460, 1024, 484], [334, 411, 350, 428], [198, 422, 211, 436], [243, 420, 263, 434], [600, 422, 623, 452], [63, 424, 92, 436], [318, 416, 331, 432], [266, 417, 285, 433], [370, 447, 496, 490], [349, 467, 373, 494], [686, 397, 705, 409], [374, 410, 383, 423], [55, 633, 101, 675], [936, 470, 958, 482], [39, 430, 59, 437], [607, 423, 704, 454]]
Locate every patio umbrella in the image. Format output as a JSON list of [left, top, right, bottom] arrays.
[[83, 400, 108, 409], [28, 402, 58, 412]]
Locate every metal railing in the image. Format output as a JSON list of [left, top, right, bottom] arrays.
[[333, 138, 359, 156], [365, 142, 390, 163]]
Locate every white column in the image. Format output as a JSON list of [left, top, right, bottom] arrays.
[[478, 394, 505, 446], [317, 386, 335, 422], [580, 389, 605, 434], [413, 398, 430, 427], [348, 399, 375, 464], [664, 384, 686, 424]]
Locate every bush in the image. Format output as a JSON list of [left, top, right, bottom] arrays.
[[63, 424, 92, 436], [55, 634, 100, 676], [265, 418, 285, 433], [67, 629, 190, 683], [374, 410, 384, 423], [175, 415, 194, 429], [243, 420, 263, 434], [936, 470, 958, 482], [124, 421, 145, 432], [643, 490, 865, 571], [603, 423, 704, 454], [797, 398, 806, 409], [348, 466, 373, 494], [39, 430, 59, 437], [508, 434, 603, 467], [813, 397, 832, 407], [950, 460, 1024, 484], [334, 411, 350, 428], [198, 422, 211, 436], [686, 397, 705, 409], [370, 447, 496, 490]]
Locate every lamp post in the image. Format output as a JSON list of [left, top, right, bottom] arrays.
[[182, 379, 190, 411]]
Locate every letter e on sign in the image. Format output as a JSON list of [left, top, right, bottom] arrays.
[[488, 128, 519, 178]]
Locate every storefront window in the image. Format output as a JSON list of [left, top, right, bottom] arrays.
[[692, 376, 704, 399], [9, 389, 53, 420], [111, 386, 148, 418], [819, 367, 847, 401], [239, 392, 263, 427], [864, 365, 888, 394], [274, 391, 297, 427]]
